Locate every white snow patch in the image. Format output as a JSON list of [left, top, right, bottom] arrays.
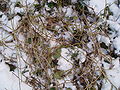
[[107, 20, 120, 35], [101, 79, 112, 90], [87, 41, 94, 52], [107, 20, 120, 53], [73, 47, 86, 63], [0, 13, 8, 24], [20, 0, 35, 6], [50, 40, 59, 48], [108, 1, 120, 23], [113, 36, 120, 54], [58, 76, 77, 90], [0, 61, 32, 90], [89, 0, 115, 14], [89, 0, 106, 14], [3, 15, 21, 32], [62, 6, 73, 17], [71, 0, 77, 3], [104, 58, 120, 89], [97, 35, 110, 46], [57, 48, 73, 71], [14, 7, 24, 14], [63, 31, 72, 40]]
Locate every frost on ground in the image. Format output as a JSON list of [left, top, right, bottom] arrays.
[[1, 0, 120, 90]]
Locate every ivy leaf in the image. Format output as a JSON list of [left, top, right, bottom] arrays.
[[50, 87, 56, 90], [15, 1, 22, 7], [71, 52, 78, 59], [27, 38, 32, 44], [66, 88, 72, 90], [54, 70, 64, 79], [47, 1, 57, 8], [89, 87, 96, 90], [34, 4, 41, 11], [53, 48, 61, 59], [33, 69, 43, 76]]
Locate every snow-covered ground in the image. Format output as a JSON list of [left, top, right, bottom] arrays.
[[1, 0, 120, 90], [0, 61, 31, 90]]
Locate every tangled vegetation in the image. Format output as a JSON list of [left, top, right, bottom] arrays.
[[0, 0, 119, 90]]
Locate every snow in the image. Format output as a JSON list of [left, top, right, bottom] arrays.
[[63, 31, 72, 40], [108, 2, 120, 23], [57, 48, 73, 71], [14, 7, 24, 14], [57, 47, 86, 70], [97, 35, 110, 46], [107, 20, 120, 33], [113, 36, 120, 54], [50, 40, 59, 48], [1, 0, 120, 89], [89, 0, 120, 89], [0, 12, 8, 24], [89, 0, 116, 14], [87, 41, 94, 52], [101, 80, 112, 90], [62, 6, 73, 17], [107, 20, 120, 53], [0, 0, 33, 89], [73, 47, 86, 63], [17, 0, 35, 6], [71, 0, 77, 3], [58, 76, 77, 90], [0, 61, 32, 90], [7, 16, 21, 31], [89, 0, 106, 14], [103, 58, 120, 89]]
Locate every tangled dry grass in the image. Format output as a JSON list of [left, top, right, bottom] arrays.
[[0, 0, 118, 90]]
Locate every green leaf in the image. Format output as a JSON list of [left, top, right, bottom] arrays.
[[53, 48, 61, 59], [71, 53, 78, 59], [33, 69, 43, 76], [54, 70, 64, 79], [75, 2, 84, 11], [66, 88, 72, 90], [50, 87, 56, 90], [34, 4, 41, 11], [15, 1, 22, 7], [84, 25, 89, 29], [47, 1, 57, 8], [89, 87, 96, 90], [27, 38, 32, 44], [34, 4, 40, 7], [73, 16, 78, 20]]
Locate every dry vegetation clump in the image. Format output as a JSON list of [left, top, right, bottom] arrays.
[[0, 0, 118, 90]]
